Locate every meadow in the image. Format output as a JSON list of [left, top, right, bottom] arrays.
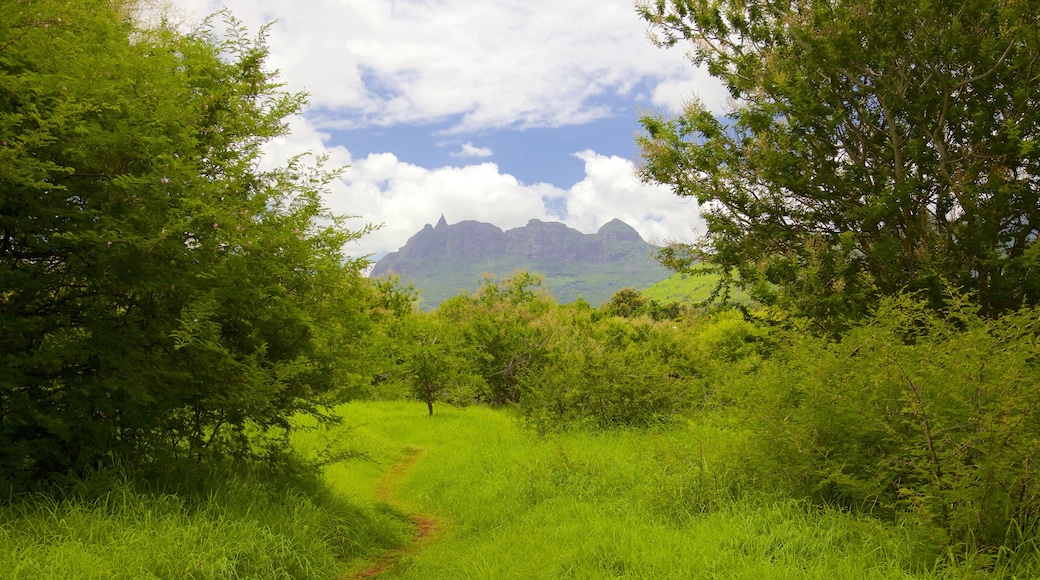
[[325, 401, 1021, 579], [5, 397, 1039, 579], [5, 2, 1039, 578], [6, 283, 1040, 579], [0, 451, 411, 579]]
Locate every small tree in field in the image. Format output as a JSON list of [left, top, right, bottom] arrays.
[[401, 315, 485, 416], [602, 287, 648, 318], [437, 271, 554, 405]]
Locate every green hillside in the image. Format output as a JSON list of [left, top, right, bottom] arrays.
[[641, 268, 751, 305]]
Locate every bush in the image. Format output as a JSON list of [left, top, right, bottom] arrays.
[[438, 271, 555, 405], [743, 294, 1040, 553], [518, 317, 696, 431]]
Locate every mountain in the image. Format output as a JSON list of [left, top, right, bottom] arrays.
[[370, 216, 671, 308]]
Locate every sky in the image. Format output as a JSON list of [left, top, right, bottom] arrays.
[[166, 0, 728, 260]]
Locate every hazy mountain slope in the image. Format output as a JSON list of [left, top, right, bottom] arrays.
[[371, 216, 670, 308]]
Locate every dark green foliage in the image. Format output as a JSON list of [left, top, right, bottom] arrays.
[[0, 1, 371, 480], [634, 0, 1040, 560], [637, 299, 689, 321], [602, 286, 693, 320], [518, 313, 702, 431], [740, 295, 1040, 552], [638, 0, 1040, 322]]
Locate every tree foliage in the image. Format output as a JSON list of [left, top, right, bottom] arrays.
[[398, 313, 486, 416], [518, 313, 697, 432], [602, 287, 648, 318], [638, 0, 1040, 323], [0, 0, 371, 479], [438, 271, 555, 405]]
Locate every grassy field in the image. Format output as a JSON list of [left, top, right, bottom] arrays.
[[640, 269, 753, 306], [1, 400, 1025, 578], [326, 401, 988, 579]]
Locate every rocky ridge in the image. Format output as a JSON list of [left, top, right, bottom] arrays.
[[371, 216, 669, 308]]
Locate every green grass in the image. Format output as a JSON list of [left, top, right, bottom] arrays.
[[325, 401, 998, 579], [0, 458, 410, 579], [3, 401, 1032, 578], [642, 268, 752, 306]]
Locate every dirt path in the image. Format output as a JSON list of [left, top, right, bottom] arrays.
[[350, 447, 442, 579]]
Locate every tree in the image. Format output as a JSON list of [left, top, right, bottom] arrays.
[[637, 0, 1040, 323], [437, 271, 554, 405], [0, 1, 371, 479], [400, 314, 485, 416], [602, 287, 648, 318]]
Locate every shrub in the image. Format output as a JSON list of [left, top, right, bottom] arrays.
[[438, 272, 555, 405], [0, 2, 372, 480], [518, 317, 696, 431], [744, 294, 1040, 553]]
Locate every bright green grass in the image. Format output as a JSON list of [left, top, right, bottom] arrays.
[[4, 402, 1032, 578], [327, 401, 1004, 579], [0, 459, 410, 579], [642, 269, 752, 305]]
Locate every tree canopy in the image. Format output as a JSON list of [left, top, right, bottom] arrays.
[[637, 0, 1040, 323], [1, 0, 371, 480]]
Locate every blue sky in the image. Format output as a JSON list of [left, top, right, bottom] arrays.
[[328, 109, 645, 191], [168, 0, 728, 259]]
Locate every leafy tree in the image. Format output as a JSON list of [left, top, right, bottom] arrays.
[[638, 299, 687, 321], [438, 271, 554, 405], [399, 314, 485, 416], [361, 277, 420, 400], [369, 276, 419, 320], [602, 287, 648, 318], [0, 1, 371, 479], [637, 0, 1040, 323]]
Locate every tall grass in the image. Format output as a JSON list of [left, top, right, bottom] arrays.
[[330, 400, 1001, 579], [6, 400, 1035, 578], [0, 459, 410, 579]]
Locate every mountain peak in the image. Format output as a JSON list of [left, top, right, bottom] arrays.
[[597, 218, 643, 242]]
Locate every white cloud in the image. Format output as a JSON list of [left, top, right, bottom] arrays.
[[167, 1, 711, 262], [256, 118, 703, 259], [170, 0, 727, 132], [564, 150, 704, 245], [450, 143, 493, 158], [651, 78, 730, 114], [334, 153, 559, 259], [261, 132, 702, 261]]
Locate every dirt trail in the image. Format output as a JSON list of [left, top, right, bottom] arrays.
[[350, 447, 442, 579]]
